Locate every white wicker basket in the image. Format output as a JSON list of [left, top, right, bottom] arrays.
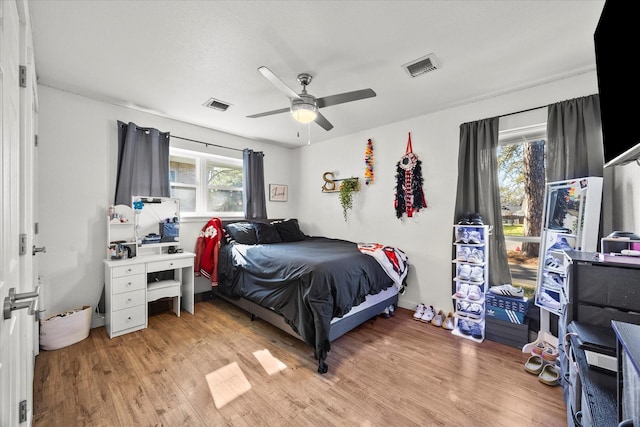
[[39, 305, 92, 350]]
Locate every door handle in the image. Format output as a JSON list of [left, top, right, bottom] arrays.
[[3, 286, 40, 320], [32, 245, 46, 256]]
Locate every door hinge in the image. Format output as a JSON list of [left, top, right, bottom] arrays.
[[19, 234, 27, 256], [34, 135, 38, 147], [34, 222, 39, 235], [19, 400, 27, 423], [19, 65, 27, 88]]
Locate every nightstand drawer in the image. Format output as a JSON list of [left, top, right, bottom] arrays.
[[112, 273, 146, 295], [112, 289, 145, 311], [112, 263, 145, 278], [112, 305, 146, 332], [147, 257, 191, 273]]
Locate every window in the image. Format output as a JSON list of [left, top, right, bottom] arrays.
[[497, 123, 547, 298], [169, 147, 243, 217]]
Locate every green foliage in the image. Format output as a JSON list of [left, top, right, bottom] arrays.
[[503, 224, 524, 236], [339, 178, 359, 221]]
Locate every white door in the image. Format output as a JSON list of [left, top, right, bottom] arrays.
[[1, 1, 38, 425]]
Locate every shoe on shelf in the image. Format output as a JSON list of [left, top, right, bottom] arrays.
[[467, 248, 484, 264], [458, 264, 472, 281], [538, 291, 562, 311], [420, 305, 435, 323], [457, 246, 471, 261], [548, 223, 572, 234], [413, 303, 425, 320], [458, 319, 472, 335], [455, 282, 470, 299], [442, 312, 455, 330], [470, 212, 484, 225], [469, 266, 484, 282], [470, 322, 483, 339], [542, 272, 564, 290], [548, 236, 574, 251], [467, 284, 482, 301], [541, 345, 559, 363], [455, 228, 469, 243], [489, 284, 524, 298], [544, 253, 562, 269], [468, 230, 482, 244], [456, 300, 471, 316], [457, 212, 472, 225], [466, 303, 483, 319], [531, 341, 547, 356]]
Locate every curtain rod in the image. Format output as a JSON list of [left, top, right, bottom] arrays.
[[170, 135, 244, 152], [499, 105, 545, 119]]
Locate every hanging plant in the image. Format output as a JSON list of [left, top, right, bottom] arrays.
[[339, 178, 359, 221]]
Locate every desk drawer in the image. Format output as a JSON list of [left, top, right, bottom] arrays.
[[147, 257, 191, 273], [112, 289, 145, 311], [112, 305, 146, 333], [112, 273, 146, 295], [112, 263, 145, 278]]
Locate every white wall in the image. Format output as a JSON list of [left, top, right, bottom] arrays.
[[37, 86, 296, 327], [291, 71, 600, 314]]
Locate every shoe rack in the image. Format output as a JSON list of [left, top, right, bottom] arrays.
[[451, 223, 490, 342]]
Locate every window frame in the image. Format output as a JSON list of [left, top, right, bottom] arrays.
[[169, 147, 243, 219]]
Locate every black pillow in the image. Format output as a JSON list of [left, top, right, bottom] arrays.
[[253, 221, 282, 244], [272, 219, 306, 242], [224, 222, 258, 245]]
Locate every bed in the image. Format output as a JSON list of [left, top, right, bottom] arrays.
[[203, 218, 407, 373]]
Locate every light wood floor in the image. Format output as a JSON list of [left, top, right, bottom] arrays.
[[33, 298, 566, 426]]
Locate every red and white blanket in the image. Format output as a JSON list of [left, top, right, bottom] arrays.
[[357, 243, 408, 293]]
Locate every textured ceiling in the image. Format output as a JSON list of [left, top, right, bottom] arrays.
[[29, 1, 605, 148]]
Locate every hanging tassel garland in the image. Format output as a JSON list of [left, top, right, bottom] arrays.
[[364, 138, 374, 185], [394, 132, 427, 218]]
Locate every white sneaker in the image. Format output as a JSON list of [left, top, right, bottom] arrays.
[[413, 303, 425, 320], [467, 284, 482, 301], [468, 230, 482, 244], [457, 246, 471, 261], [469, 266, 484, 282], [430, 310, 445, 327], [442, 312, 455, 330], [489, 284, 524, 298], [538, 291, 562, 311], [458, 264, 471, 280], [545, 253, 562, 270], [455, 228, 469, 243], [467, 248, 484, 264], [455, 282, 470, 298], [420, 305, 435, 323]]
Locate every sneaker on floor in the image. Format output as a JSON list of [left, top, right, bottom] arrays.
[[442, 312, 455, 330], [430, 310, 445, 327], [380, 307, 390, 318], [413, 303, 425, 320], [420, 305, 435, 323], [489, 284, 524, 298], [388, 305, 395, 317]]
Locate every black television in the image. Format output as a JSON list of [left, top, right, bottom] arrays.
[[595, 0, 640, 168]]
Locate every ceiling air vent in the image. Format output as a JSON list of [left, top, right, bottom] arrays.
[[402, 53, 441, 78], [203, 98, 231, 112]]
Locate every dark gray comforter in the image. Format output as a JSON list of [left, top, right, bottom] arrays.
[[217, 237, 394, 372]]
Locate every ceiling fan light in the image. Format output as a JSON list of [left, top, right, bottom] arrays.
[[291, 100, 318, 123]]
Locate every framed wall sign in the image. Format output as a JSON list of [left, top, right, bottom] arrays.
[[269, 184, 288, 202]]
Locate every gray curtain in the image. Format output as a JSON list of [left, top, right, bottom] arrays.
[[454, 117, 511, 288], [114, 121, 170, 205], [546, 94, 603, 181], [242, 149, 267, 219]]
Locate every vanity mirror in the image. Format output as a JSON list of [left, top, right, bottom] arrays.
[[132, 196, 180, 248]]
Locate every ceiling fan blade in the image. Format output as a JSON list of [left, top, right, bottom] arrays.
[[258, 66, 301, 100], [316, 89, 376, 108], [247, 106, 290, 118], [314, 112, 334, 131]]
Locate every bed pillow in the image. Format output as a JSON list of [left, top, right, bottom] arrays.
[[224, 222, 258, 245], [253, 221, 282, 244], [272, 218, 306, 242]]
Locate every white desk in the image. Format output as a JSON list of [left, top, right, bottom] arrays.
[[103, 251, 195, 338]]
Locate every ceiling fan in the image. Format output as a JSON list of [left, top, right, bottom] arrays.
[[247, 66, 376, 131]]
